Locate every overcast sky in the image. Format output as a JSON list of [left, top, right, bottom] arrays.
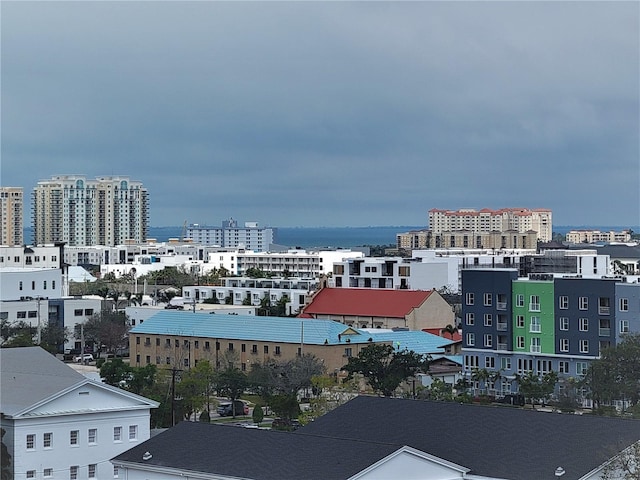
[[1, 1, 638, 228]]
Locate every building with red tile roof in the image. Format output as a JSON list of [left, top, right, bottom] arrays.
[[300, 287, 455, 331]]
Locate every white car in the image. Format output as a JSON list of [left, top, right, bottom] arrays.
[[74, 353, 94, 363]]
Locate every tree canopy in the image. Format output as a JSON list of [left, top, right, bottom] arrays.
[[342, 344, 430, 397]]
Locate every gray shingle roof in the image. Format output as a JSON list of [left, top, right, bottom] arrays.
[[297, 395, 640, 480], [112, 421, 403, 480], [0, 346, 84, 416]]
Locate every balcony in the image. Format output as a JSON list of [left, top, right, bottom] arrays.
[[598, 307, 610, 315], [497, 322, 508, 331], [599, 328, 611, 337], [497, 302, 507, 311], [497, 343, 508, 351]]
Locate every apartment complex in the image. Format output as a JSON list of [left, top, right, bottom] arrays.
[[461, 269, 640, 403], [428, 207, 553, 242], [565, 229, 632, 244], [32, 175, 149, 246], [0, 186, 23, 246], [185, 218, 274, 251]]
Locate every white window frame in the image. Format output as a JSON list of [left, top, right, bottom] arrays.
[[620, 298, 629, 312], [580, 339, 589, 354], [620, 319, 630, 333], [579, 318, 588, 332], [516, 294, 524, 307], [485, 356, 495, 368], [70, 430, 78, 446], [500, 357, 511, 370], [559, 317, 569, 331], [483, 293, 492, 306], [44, 468, 53, 478], [43, 432, 52, 448], [26, 471, 36, 479], [89, 464, 97, 479], [579, 296, 588, 310], [129, 425, 138, 441], [530, 337, 541, 353], [484, 314, 492, 327], [516, 315, 524, 328], [484, 334, 492, 348], [88, 428, 97, 445], [466, 333, 475, 346], [558, 361, 569, 374], [529, 295, 540, 312], [466, 293, 474, 305], [559, 296, 569, 309], [576, 362, 588, 376], [113, 426, 122, 442], [466, 313, 474, 326], [560, 338, 569, 352], [26, 433, 35, 450], [530, 316, 541, 333], [516, 336, 525, 349], [70, 466, 79, 480]]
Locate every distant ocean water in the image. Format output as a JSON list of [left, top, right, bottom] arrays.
[[23, 225, 639, 249]]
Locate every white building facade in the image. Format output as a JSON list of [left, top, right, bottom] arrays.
[[185, 219, 274, 251]]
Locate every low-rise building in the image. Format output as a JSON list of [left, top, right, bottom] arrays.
[[566, 229, 632, 244], [0, 347, 158, 480], [185, 218, 275, 251]]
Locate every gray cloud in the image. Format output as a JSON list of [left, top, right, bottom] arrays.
[[1, 1, 638, 227]]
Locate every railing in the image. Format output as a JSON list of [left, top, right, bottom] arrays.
[[497, 343, 508, 351], [599, 306, 610, 315], [599, 328, 611, 337], [497, 302, 507, 310], [529, 303, 540, 312], [497, 322, 508, 331]]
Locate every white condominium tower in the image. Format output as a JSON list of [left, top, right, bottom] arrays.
[[428, 207, 553, 242], [0, 187, 24, 246], [32, 175, 149, 246]]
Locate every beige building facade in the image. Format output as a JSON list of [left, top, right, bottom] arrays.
[[0, 187, 23, 246]]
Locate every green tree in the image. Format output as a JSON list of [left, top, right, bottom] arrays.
[[342, 344, 430, 397], [269, 394, 300, 422], [1, 427, 11, 480], [216, 367, 248, 417], [100, 358, 132, 387], [39, 323, 70, 354], [245, 267, 266, 278], [427, 378, 454, 401], [515, 371, 558, 407], [252, 404, 264, 425], [76, 311, 129, 356]]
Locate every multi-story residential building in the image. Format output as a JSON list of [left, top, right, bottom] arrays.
[[32, 175, 149, 246], [519, 249, 610, 277], [429, 207, 553, 243], [396, 229, 431, 251], [565, 229, 633, 244], [0, 346, 158, 480], [185, 218, 275, 251], [397, 228, 539, 250], [128, 312, 451, 373], [182, 277, 318, 316], [461, 269, 640, 402], [0, 186, 23, 246]]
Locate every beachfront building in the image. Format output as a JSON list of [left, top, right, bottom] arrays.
[[565, 229, 633, 244], [428, 207, 553, 243], [185, 218, 275, 251], [32, 175, 149, 246], [0, 186, 24, 246]]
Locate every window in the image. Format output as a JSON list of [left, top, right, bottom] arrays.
[[579, 318, 589, 332], [529, 295, 540, 312], [516, 315, 524, 328], [500, 357, 511, 370], [241, 343, 246, 352], [516, 294, 524, 307], [114, 466, 120, 478], [560, 338, 569, 352], [26, 471, 35, 479], [516, 336, 525, 349], [275, 346, 281, 355], [483, 314, 492, 327], [129, 425, 138, 440], [156, 338, 161, 346], [70, 466, 79, 480], [621, 319, 630, 333], [620, 298, 629, 312], [228, 343, 234, 351], [530, 316, 541, 333], [114, 426, 122, 442], [559, 296, 569, 309], [70, 430, 78, 445], [484, 334, 492, 347], [580, 340, 589, 354], [44, 468, 53, 478], [26, 434, 35, 450], [205, 341, 210, 350], [579, 296, 588, 310], [84, 309, 93, 315], [252, 344, 258, 354], [89, 464, 97, 478], [558, 361, 569, 374], [88, 428, 97, 444], [136, 336, 140, 345], [264, 345, 269, 354], [344, 347, 352, 357], [44, 432, 52, 448], [465, 313, 474, 326], [466, 293, 474, 305], [28, 311, 37, 318], [17, 311, 26, 319], [559, 317, 569, 331], [466, 333, 475, 346], [576, 362, 588, 376], [485, 356, 495, 368], [483, 293, 492, 306], [530, 337, 541, 353]]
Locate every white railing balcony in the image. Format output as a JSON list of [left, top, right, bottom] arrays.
[[529, 303, 540, 312], [599, 306, 610, 315], [497, 302, 507, 310], [599, 328, 611, 337], [497, 322, 508, 331], [497, 343, 508, 351]]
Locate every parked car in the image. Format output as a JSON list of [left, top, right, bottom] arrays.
[[217, 400, 248, 416], [74, 353, 94, 363]]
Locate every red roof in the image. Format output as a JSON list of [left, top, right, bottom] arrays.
[[301, 288, 433, 318]]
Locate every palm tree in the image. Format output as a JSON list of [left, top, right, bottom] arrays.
[[441, 324, 459, 340]]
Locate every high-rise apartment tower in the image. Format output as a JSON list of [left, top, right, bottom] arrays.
[[0, 187, 24, 246], [32, 175, 149, 246]]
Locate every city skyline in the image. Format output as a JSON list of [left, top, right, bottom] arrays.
[[1, 2, 638, 228]]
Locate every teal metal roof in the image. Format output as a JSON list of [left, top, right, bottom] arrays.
[[129, 312, 448, 354]]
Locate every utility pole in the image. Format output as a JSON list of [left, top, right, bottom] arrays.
[[36, 296, 42, 344]]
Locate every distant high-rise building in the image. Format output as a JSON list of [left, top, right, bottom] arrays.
[[32, 175, 149, 246], [429, 208, 553, 243], [185, 218, 274, 252], [0, 187, 24, 246]]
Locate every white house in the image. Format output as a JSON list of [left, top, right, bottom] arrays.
[[0, 347, 158, 480]]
